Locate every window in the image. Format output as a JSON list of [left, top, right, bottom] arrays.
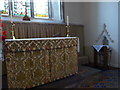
[[0, 0, 9, 16], [12, 0, 31, 17], [33, 0, 48, 18], [0, 0, 63, 21]]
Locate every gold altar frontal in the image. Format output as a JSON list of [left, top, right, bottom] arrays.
[[4, 37, 79, 88]]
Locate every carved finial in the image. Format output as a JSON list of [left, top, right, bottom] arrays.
[[95, 24, 114, 43], [104, 24, 107, 30]]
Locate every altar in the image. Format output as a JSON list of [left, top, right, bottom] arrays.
[[4, 37, 79, 88]]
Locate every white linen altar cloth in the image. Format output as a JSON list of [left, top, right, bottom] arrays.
[[5, 37, 80, 52], [93, 45, 110, 52]]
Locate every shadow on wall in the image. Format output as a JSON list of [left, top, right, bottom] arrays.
[[83, 2, 100, 63]]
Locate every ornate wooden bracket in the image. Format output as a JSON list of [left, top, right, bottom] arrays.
[[96, 24, 114, 43]]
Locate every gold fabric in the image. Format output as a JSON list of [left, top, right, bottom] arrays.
[[4, 38, 78, 88]]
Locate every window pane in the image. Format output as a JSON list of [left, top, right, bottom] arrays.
[[12, 0, 31, 17], [33, 0, 49, 18], [0, 0, 9, 15], [51, 0, 62, 20]]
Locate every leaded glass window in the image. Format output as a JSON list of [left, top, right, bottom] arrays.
[[0, 0, 63, 21], [12, 0, 31, 17], [0, 0, 9, 15], [33, 0, 48, 18]]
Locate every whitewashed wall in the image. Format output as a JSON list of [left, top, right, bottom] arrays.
[[118, 2, 120, 67], [64, 2, 84, 25], [64, 2, 119, 67]]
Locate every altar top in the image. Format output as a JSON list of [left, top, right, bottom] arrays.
[[5, 37, 78, 41]]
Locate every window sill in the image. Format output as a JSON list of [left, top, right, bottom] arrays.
[[1, 16, 64, 24]]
